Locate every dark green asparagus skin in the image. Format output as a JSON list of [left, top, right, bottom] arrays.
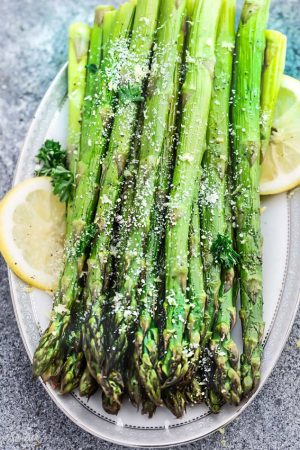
[[100, 0, 187, 412], [79, 366, 98, 398], [184, 373, 204, 405], [162, 0, 222, 386], [59, 302, 85, 394], [232, 0, 271, 395], [163, 387, 186, 419], [126, 355, 144, 409], [82, 0, 160, 390], [134, 16, 185, 407], [141, 398, 157, 418], [32, 3, 136, 378]]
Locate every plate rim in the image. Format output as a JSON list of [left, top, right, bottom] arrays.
[[8, 63, 300, 447]]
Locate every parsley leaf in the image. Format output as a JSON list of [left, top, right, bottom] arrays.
[[35, 140, 67, 174], [86, 63, 98, 74], [35, 139, 74, 203], [51, 166, 74, 203], [119, 84, 144, 104], [211, 234, 239, 269]]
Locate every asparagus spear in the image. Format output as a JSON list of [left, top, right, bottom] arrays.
[[186, 0, 196, 19], [38, 21, 94, 384], [79, 5, 114, 163], [171, 202, 206, 407], [79, 366, 98, 398], [185, 201, 206, 375], [54, 10, 119, 393], [126, 354, 144, 408], [57, 10, 118, 394], [162, 0, 222, 385], [100, 0, 187, 411], [82, 0, 160, 390], [261, 30, 287, 158], [33, 2, 136, 377], [197, 0, 241, 406], [163, 387, 186, 419], [67, 23, 91, 180], [141, 397, 157, 418], [232, 0, 270, 395], [135, 15, 185, 407]]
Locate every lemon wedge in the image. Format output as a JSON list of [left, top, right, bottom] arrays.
[[0, 177, 66, 291], [260, 75, 300, 195]]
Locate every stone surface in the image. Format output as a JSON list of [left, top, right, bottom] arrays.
[[0, 1, 299, 449]]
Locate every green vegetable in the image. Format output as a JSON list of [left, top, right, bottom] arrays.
[[81, 0, 160, 409], [32, 3, 136, 378], [261, 29, 287, 158], [162, 0, 222, 386], [232, 0, 271, 395], [67, 23, 90, 177], [135, 6, 185, 407], [79, 366, 98, 398], [99, 0, 187, 411]]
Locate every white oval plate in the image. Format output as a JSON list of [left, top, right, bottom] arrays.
[[9, 64, 300, 447]]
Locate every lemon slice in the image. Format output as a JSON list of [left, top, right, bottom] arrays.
[[0, 177, 66, 291], [260, 75, 300, 195]]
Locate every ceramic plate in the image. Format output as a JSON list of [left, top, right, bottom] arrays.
[[9, 64, 300, 447]]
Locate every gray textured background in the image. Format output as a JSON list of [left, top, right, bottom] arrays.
[[0, 1, 299, 449]]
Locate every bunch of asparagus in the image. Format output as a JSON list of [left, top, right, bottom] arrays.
[[33, 0, 286, 418]]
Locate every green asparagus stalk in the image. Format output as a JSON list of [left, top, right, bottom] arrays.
[[41, 23, 91, 385], [32, 2, 136, 377], [66, 20, 91, 232], [79, 5, 114, 162], [135, 16, 185, 407], [67, 23, 91, 178], [37, 19, 98, 384], [163, 387, 186, 419], [93, 113, 143, 412], [197, 0, 241, 406], [162, 0, 222, 385], [186, 0, 196, 19], [102, 8, 117, 60], [185, 201, 206, 375], [126, 354, 144, 409], [141, 397, 157, 418], [57, 10, 118, 394], [56, 11, 118, 394], [100, 0, 187, 411], [82, 0, 160, 389], [232, 0, 271, 395], [261, 30, 287, 158], [171, 202, 206, 406], [79, 366, 98, 398]]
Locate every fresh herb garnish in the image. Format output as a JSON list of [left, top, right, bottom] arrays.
[[86, 63, 98, 73], [35, 140, 67, 175], [119, 85, 144, 104], [211, 234, 239, 269], [35, 139, 74, 203], [51, 166, 74, 203]]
